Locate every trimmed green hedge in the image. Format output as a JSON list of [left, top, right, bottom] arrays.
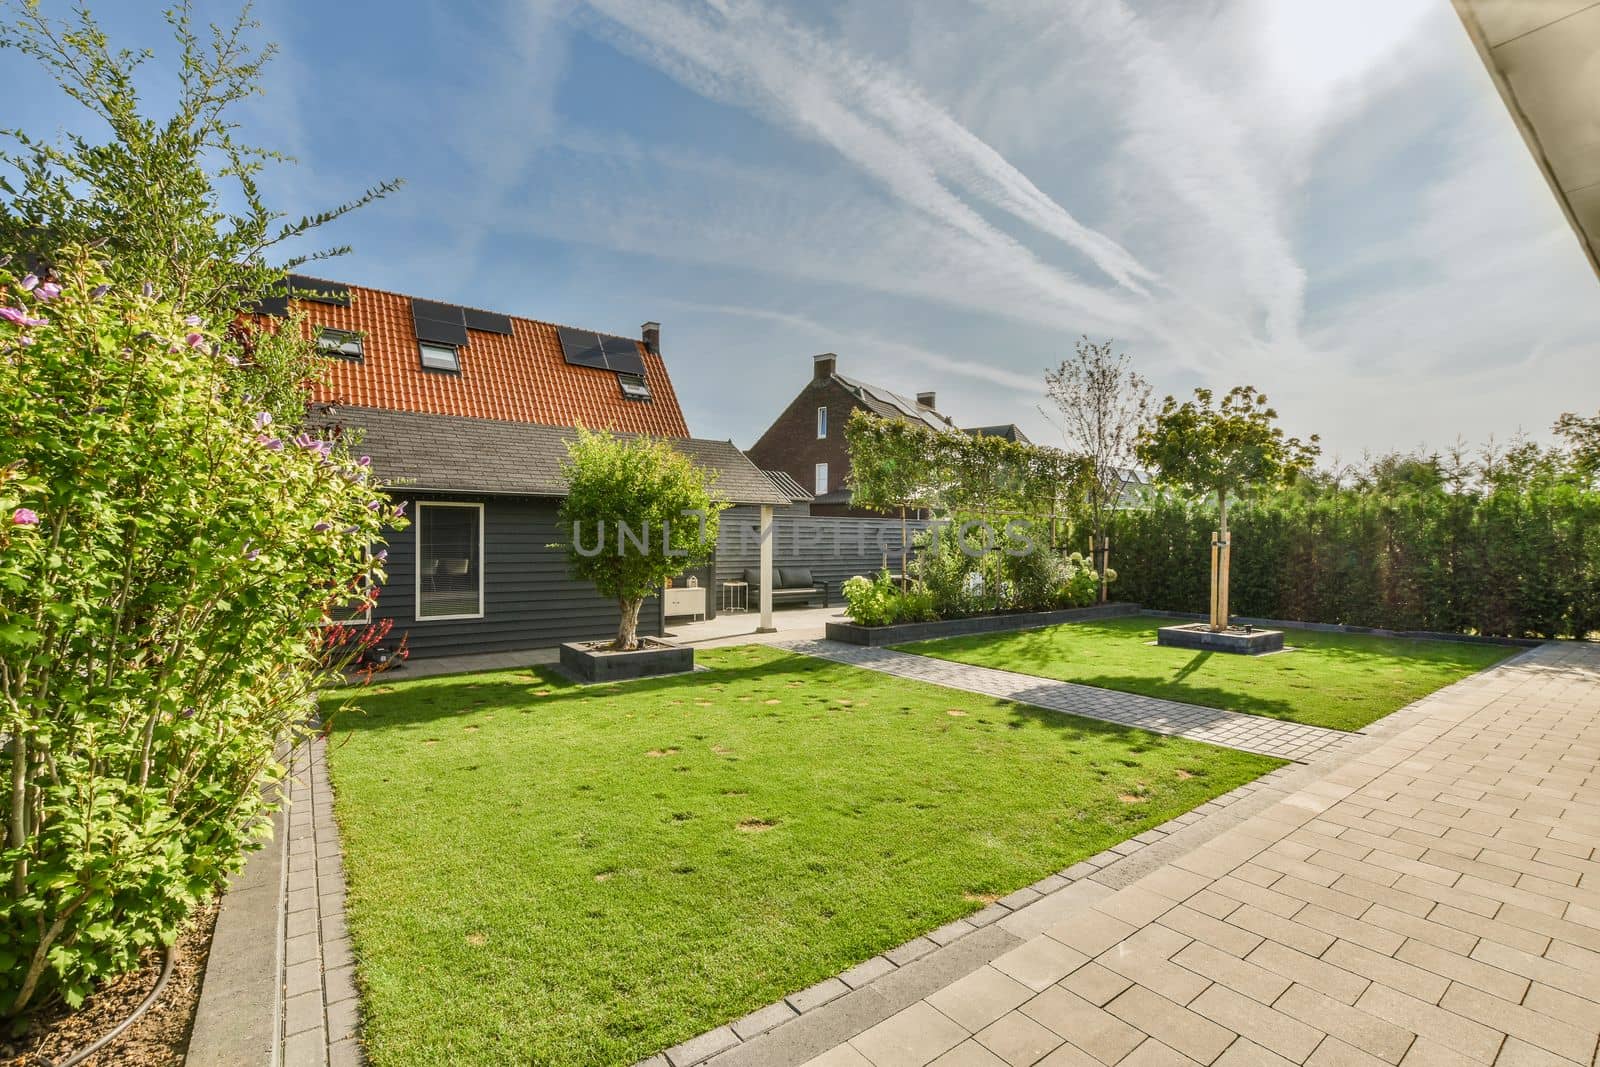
[[1107, 481, 1600, 639]]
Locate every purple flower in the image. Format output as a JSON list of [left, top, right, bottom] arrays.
[[254, 411, 273, 429], [35, 282, 61, 301], [393, 502, 407, 518], [19, 274, 38, 291], [256, 434, 283, 450], [184, 332, 205, 348], [223, 353, 239, 366], [184, 314, 202, 327], [375, 549, 388, 562], [365, 500, 381, 511], [313, 522, 332, 533], [90, 284, 110, 300], [141, 282, 154, 298], [357, 455, 371, 467], [243, 542, 260, 561], [0, 307, 46, 328], [11, 507, 38, 526]]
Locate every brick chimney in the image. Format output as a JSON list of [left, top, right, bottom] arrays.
[[813, 352, 837, 381], [641, 321, 660, 356], [916, 391, 937, 410]]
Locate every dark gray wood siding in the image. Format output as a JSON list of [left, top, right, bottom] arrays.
[[372, 494, 660, 659], [713, 506, 932, 598]]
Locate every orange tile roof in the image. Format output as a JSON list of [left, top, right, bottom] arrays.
[[286, 281, 690, 437]]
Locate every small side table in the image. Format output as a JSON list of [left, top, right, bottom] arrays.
[[720, 580, 749, 614]]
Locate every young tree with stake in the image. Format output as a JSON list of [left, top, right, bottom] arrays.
[[1136, 386, 1318, 630]]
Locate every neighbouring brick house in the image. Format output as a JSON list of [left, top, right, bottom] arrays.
[[745, 354, 1033, 517], [260, 276, 790, 657], [746, 353, 960, 517]]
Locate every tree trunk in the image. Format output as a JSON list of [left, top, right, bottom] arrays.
[[1215, 489, 1231, 631], [900, 506, 908, 591], [614, 597, 643, 651]]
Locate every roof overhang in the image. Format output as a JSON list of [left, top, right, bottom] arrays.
[[1453, 0, 1600, 281]]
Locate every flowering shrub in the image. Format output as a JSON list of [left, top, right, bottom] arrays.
[[0, 256, 402, 1015], [841, 572, 935, 627]]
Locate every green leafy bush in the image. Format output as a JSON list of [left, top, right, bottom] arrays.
[[1108, 453, 1600, 639], [0, 259, 401, 1014], [842, 572, 936, 626]]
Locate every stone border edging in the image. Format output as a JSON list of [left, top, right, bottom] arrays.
[[823, 602, 1138, 646], [187, 788, 288, 1066], [1141, 609, 1543, 647]]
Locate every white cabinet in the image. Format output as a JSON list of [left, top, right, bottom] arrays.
[[664, 586, 706, 620]]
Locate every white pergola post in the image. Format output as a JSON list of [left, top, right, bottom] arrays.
[[757, 504, 776, 633]]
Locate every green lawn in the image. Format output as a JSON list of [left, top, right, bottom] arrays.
[[325, 645, 1281, 1066], [895, 615, 1516, 732]]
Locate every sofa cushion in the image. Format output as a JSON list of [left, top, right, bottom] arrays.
[[779, 566, 814, 588], [742, 567, 761, 588]]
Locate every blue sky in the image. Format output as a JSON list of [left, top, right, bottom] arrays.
[[6, 0, 1598, 458]]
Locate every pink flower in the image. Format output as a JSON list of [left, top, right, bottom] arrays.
[[19, 274, 37, 291], [184, 314, 202, 327], [184, 332, 205, 348], [11, 508, 38, 526], [35, 283, 61, 301], [357, 455, 371, 467], [0, 307, 46, 328], [254, 411, 273, 429]]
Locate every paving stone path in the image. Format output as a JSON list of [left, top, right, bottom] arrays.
[[756, 641, 1600, 1067], [282, 738, 362, 1067], [779, 640, 1356, 763]]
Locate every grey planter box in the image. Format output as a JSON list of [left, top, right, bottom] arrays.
[[559, 640, 694, 683], [1157, 622, 1284, 655], [825, 602, 1139, 646]]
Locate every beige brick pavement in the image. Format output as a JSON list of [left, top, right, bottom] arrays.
[[797, 641, 1600, 1067]]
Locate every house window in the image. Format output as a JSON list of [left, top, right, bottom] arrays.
[[815, 462, 829, 495], [415, 502, 484, 620], [316, 328, 364, 360], [419, 341, 461, 373], [817, 406, 828, 438], [619, 373, 652, 401], [322, 547, 373, 625]]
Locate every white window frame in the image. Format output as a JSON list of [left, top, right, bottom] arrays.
[[815, 462, 829, 495], [320, 545, 374, 625], [414, 501, 486, 621], [816, 406, 828, 439], [316, 327, 364, 360], [419, 341, 461, 373]]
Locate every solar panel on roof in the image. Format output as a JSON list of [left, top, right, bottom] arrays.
[[557, 327, 608, 369], [412, 299, 460, 321], [411, 299, 470, 347], [286, 275, 351, 306], [463, 308, 513, 335], [599, 334, 646, 377]]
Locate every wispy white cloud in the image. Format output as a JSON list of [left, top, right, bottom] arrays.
[[579, 0, 1156, 316]]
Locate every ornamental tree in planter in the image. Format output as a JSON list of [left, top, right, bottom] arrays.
[[558, 429, 726, 651], [1135, 386, 1318, 631]]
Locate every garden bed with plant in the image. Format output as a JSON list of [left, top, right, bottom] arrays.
[[323, 645, 1282, 1065]]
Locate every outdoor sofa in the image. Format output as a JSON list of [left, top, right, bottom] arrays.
[[742, 566, 829, 607]]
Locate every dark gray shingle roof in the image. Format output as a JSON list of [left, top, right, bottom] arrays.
[[962, 424, 1032, 444], [834, 373, 956, 431], [760, 469, 814, 502], [315, 406, 791, 505]]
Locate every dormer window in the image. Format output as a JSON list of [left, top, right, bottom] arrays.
[[419, 341, 461, 373], [316, 328, 363, 360], [619, 374, 652, 401]]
